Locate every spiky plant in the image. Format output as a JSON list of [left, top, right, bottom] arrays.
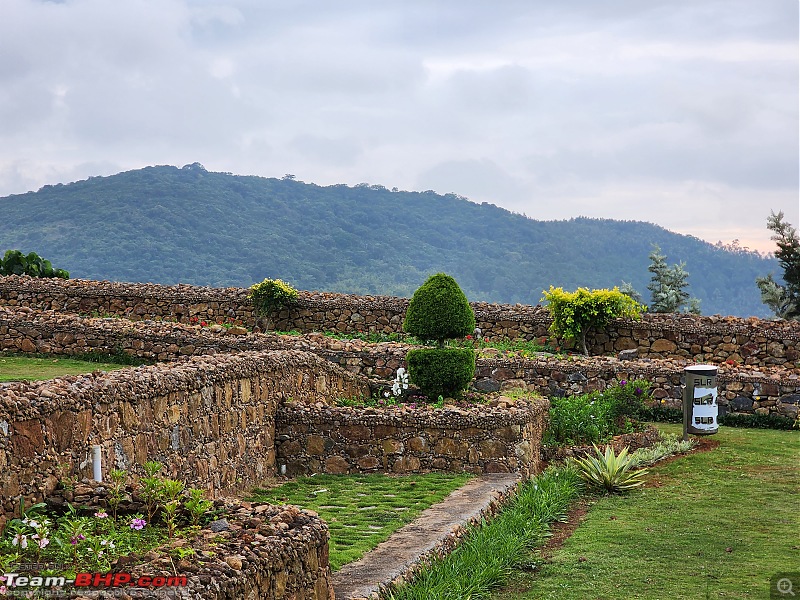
[[572, 444, 648, 494]]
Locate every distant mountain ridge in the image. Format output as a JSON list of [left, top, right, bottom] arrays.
[[0, 164, 778, 317]]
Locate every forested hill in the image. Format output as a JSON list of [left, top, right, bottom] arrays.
[[0, 163, 779, 317]]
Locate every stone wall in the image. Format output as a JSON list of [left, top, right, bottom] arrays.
[[35, 493, 334, 600], [0, 348, 370, 518], [2, 305, 797, 419], [275, 398, 549, 477], [2, 276, 798, 368]]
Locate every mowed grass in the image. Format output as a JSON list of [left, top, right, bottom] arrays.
[[0, 355, 129, 382], [494, 424, 800, 600], [249, 472, 472, 570]]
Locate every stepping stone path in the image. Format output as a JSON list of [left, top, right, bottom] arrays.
[[332, 473, 521, 600]]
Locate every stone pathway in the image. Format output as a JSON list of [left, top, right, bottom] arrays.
[[332, 473, 521, 600]]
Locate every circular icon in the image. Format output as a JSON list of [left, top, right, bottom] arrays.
[[777, 578, 796, 596]]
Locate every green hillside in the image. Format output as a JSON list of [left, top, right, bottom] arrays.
[[0, 163, 778, 317]]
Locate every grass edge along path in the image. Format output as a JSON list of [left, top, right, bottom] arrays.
[[493, 424, 800, 600], [248, 473, 471, 571], [384, 466, 583, 600]]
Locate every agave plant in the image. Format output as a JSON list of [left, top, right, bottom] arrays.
[[572, 444, 648, 494]]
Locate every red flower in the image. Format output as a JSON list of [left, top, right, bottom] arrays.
[[200, 321, 207, 327], [466, 335, 473, 340]]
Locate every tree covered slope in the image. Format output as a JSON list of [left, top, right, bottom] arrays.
[[0, 164, 778, 317]]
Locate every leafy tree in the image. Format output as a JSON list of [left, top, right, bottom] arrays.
[[542, 286, 644, 355], [647, 244, 700, 314], [756, 211, 800, 320], [0, 250, 69, 279], [404, 273, 476, 398]]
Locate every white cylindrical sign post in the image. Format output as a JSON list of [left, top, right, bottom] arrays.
[[683, 365, 719, 440]]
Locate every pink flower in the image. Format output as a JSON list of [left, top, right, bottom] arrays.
[[130, 518, 147, 530], [94, 511, 109, 519]]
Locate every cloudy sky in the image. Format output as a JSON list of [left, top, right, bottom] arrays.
[[2, 0, 797, 252]]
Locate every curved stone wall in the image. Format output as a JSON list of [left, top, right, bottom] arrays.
[[276, 398, 548, 477]]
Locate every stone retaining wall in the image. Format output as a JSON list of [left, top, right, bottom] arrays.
[[44, 493, 335, 600], [2, 306, 797, 419], [0, 349, 370, 519], [275, 398, 549, 477], [2, 276, 798, 368]]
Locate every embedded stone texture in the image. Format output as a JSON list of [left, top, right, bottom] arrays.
[[1, 276, 798, 368], [61, 498, 334, 600], [275, 398, 549, 477], [0, 348, 369, 519]]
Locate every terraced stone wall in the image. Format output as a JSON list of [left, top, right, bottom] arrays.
[[275, 398, 549, 477], [2, 276, 798, 368], [2, 306, 797, 419], [0, 348, 370, 519]]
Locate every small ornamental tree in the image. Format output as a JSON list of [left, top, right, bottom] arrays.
[[542, 286, 645, 356], [403, 273, 476, 398], [647, 244, 701, 314], [0, 250, 69, 279], [248, 278, 299, 316]]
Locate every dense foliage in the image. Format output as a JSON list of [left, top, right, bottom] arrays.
[[0, 165, 778, 317], [403, 273, 475, 345], [405, 348, 476, 399], [247, 278, 298, 316], [0, 250, 69, 279], [756, 211, 799, 320], [543, 379, 650, 446], [542, 286, 644, 355]]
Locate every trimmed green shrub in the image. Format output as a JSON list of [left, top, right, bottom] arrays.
[[719, 412, 796, 430], [248, 278, 298, 316], [638, 405, 683, 424], [1, 250, 69, 279], [403, 273, 475, 346], [406, 348, 475, 399]]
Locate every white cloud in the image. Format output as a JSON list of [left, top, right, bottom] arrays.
[[0, 0, 796, 249]]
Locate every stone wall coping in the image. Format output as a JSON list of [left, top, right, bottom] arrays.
[[278, 398, 548, 428]]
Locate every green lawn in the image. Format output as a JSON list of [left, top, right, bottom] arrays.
[[249, 472, 472, 570], [0, 355, 129, 382], [494, 424, 800, 600]]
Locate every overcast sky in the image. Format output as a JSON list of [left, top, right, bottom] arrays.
[[2, 0, 797, 252]]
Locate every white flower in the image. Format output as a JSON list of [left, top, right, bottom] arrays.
[[11, 534, 28, 549]]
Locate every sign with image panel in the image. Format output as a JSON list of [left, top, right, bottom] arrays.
[[683, 365, 719, 436]]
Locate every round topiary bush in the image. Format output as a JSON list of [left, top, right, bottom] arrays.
[[406, 348, 476, 399], [403, 273, 475, 345]]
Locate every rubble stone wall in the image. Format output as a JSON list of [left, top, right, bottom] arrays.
[[275, 398, 549, 477], [2, 306, 797, 419], [2, 276, 798, 368], [0, 348, 370, 518]]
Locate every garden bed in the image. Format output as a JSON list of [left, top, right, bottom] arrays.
[[540, 425, 662, 463]]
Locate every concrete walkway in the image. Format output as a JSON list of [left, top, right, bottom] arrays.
[[332, 473, 522, 600]]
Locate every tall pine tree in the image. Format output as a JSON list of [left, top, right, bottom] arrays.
[[756, 211, 800, 320]]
